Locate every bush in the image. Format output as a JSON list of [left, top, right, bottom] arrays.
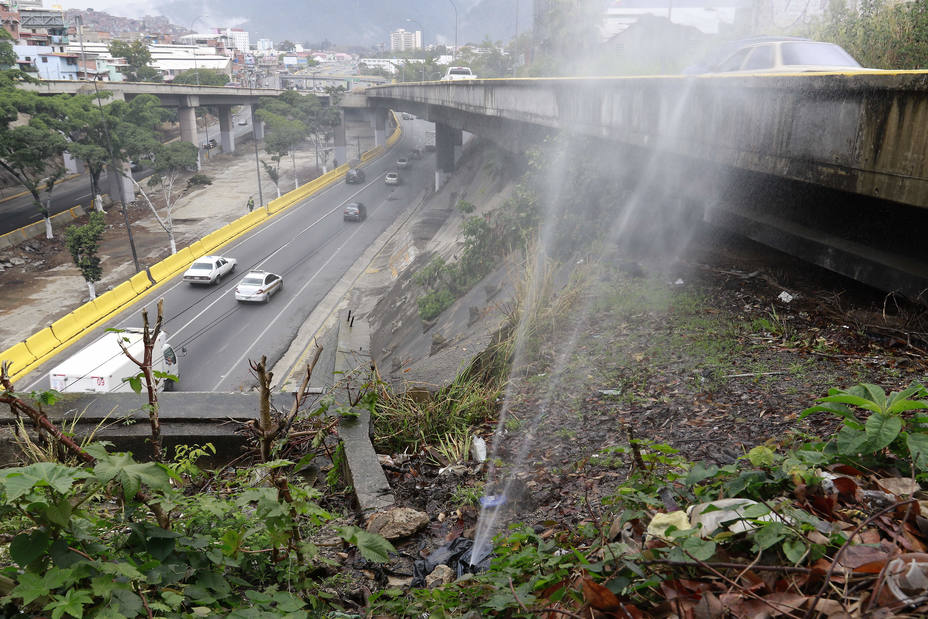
[[186, 173, 212, 188]]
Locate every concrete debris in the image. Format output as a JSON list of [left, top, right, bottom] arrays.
[[778, 291, 794, 303], [366, 506, 429, 540], [8, 257, 25, 266], [470, 436, 487, 462]]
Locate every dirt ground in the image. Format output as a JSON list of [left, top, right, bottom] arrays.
[[0, 139, 327, 352]]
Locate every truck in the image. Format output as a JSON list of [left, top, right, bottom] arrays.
[[48, 329, 179, 393], [424, 129, 436, 152]]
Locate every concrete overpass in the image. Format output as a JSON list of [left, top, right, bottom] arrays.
[[365, 73, 928, 299]]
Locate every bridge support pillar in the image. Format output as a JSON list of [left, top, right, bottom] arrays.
[[218, 105, 235, 153], [434, 122, 459, 191], [178, 105, 198, 147], [250, 105, 264, 141], [372, 108, 387, 146], [334, 110, 347, 167]]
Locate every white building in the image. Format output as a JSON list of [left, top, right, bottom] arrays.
[[256, 38, 273, 51], [220, 28, 249, 53], [358, 57, 424, 75], [148, 44, 231, 80], [389, 28, 421, 52]]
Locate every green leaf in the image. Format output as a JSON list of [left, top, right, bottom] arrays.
[[836, 425, 870, 455], [782, 537, 807, 563], [817, 394, 881, 413], [1, 462, 89, 500], [43, 588, 93, 619], [124, 375, 142, 394], [681, 536, 716, 561], [907, 433, 928, 470], [90, 449, 172, 500], [10, 529, 51, 567], [753, 522, 786, 551], [43, 497, 73, 528], [740, 502, 772, 519], [337, 525, 396, 563], [685, 462, 719, 486], [865, 413, 903, 452], [747, 446, 777, 467], [9, 572, 51, 605]]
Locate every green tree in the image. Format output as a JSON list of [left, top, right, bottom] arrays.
[[65, 211, 106, 299], [109, 40, 163, 82], [105, 94, 172, 204], [171, 68, 229, 86], [279, 40, 296, 52], [132, 141, 197, 254]]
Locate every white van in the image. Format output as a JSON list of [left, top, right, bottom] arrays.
[[49, 329, 179, 393], [440, 67, 477, 81]]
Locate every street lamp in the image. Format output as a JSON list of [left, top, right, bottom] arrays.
[[74, 15, 87, 80], [447, 0, 458, 61]]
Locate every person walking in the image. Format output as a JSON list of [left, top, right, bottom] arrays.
[[247, 196, 255, 212]]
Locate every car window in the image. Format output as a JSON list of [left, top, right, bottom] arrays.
[[780, 42, 860, 67], [267, 275, 278, 283], [717, 48, 751, 72], [743, 45, 774, 70], [242, 276, 263, 285], [190, 261, 212, 270]]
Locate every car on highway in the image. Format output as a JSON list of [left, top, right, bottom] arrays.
[[706, 38, 873, 74], [234, 270, 283, 303], [346, 168, 365, 184], [343, 202, 367, 222], [238, 117, 248, 125], [396, 157, 410, 169], [182, 255, 237, 285], [385, 172, 400, 186], [408, 148, 422, 160], [440, 66, 477, 81]]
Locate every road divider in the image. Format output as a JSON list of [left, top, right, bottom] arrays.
[[0, 205, 88, 250], [0, 113, 405, 384]]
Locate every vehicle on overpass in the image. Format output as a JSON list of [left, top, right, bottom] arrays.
[[49, 329, 178, 393], [343, 202, 367, 222], [235, 270, 283, 303], [346, 168, 366, 184], [182, 255, 237, 285], [702, 38, 874, 74], [440, 66, 477, 81], [385, 172, 400, 186]]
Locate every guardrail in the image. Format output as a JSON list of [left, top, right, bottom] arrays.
[[0, 115, 404, 384]]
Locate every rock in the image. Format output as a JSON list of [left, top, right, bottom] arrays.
[[366, 507, 429, 540], [470, 436, 487, 462], [8, 257, 25, 266], [426, 564, 455, 588]]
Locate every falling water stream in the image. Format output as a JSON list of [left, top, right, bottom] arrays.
[[470, 75, 709, 564]]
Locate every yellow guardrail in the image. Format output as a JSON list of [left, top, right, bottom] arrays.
[[0, 115, 404, 384]]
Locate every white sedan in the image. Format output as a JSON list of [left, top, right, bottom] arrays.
[[234, 270, 283, 303], [182, 255, 237, 285]]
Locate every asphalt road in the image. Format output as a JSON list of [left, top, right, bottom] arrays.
[[0, 118, 252, 235], [27, 120, 430, 393]]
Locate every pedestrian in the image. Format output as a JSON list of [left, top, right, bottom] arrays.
[[247, 196, 255, 212]]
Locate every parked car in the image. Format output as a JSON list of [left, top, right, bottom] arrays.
[[385, 172, 400, 186], [402, 112, 414, 120], [440, 66, 477, 81], [346, 168, 366, 184], [238, 118, 248, 125], [182, 255, 237, 285], [234, 270, 283, 303], [707, 38, 873, 74], [343, 202, 367, 222], [396, 157, 410, 169]]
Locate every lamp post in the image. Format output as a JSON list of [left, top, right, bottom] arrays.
[[447, 0, 458, 61], [74, 15, 87, 80]]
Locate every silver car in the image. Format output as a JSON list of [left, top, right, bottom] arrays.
[[234, 270, 283, 303], [182, 255, 237, 285], [385, 172, 400, 185]]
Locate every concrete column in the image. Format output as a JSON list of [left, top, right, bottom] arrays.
[[372, 107, 387, 146], [178, 106, 198, 146], [107, 160, 135, 206], [436, 122, 457, 174], [218, 105, 235, 153], [63, 151, 83, 175], [334, 110, 347, 167]]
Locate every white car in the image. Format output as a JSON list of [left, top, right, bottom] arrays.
[[709, 38, 875, 74], [440, 66, 477, 81], [396, 157, 409, 169], [182, 255, 237, 285], [234, 270, 283, 303], [385, 172, 400, 186]]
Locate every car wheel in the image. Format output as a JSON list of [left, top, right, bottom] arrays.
[[164, 378, 175, 392], [215, 273, 222, 284]]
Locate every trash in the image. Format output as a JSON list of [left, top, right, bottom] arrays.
[[470, 436, 487, 463], [778, 291, 794, 303], [646, 511, 692, 541], [411, 537, 491, 587], [688, 498, 790, 537], [883, 554, 928, 603], [479, 494, 507, 508], [674, 278, 684, 285], [599, 389, 622, 397]]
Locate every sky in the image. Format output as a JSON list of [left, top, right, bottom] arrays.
[[49, 1, 161, 17]]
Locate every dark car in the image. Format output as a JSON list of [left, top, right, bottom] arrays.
[[343, 202, 367, 222], [203, 138, 218, 149], [346, 168, 365, 184]]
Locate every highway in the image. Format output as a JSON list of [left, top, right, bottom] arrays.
[[0, 115, 253, 236], [27, 119, 429, 392]]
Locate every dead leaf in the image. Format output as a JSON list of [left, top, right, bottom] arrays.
[[811, 598, 850, 618], [838, 545, 893, 569], [719, 593, 772, 619], [877, 477, 919, 497], [580, 577, 621, 612], [762, 592, 807, 615], [832, 476, 859, 499], [693, 591, 724, 619]]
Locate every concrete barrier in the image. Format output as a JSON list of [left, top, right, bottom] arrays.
[[105, 281, 138, 310], [149, 249, 192, 282], [50, 314, 83, 344], [200, 228, 233, 253], [0, 342, 36, 376], [24, 329, 61, 359], [129, 272, 151, 296], [0, 205, 87, 250]]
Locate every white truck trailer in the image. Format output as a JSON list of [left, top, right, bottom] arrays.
[[48, 329, 179, 393]]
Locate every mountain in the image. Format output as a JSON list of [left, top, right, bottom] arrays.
[[152, 0, 532, 48]]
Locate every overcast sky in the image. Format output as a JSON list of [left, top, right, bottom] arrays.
[[50, 1, 160, 17]]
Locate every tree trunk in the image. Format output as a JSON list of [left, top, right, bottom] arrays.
[[44, 216, 52, 239], [169, 234, 176, 255], [87, 280, 96, 300], [94, 193, 104, 213], [292, 151, 298, 190], [276, 184, 281, 199]]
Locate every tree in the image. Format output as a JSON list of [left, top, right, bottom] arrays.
[[109, 40, 162, 82], [279, 40, 296, 52], [171, 68, 229, 86], [105, 94, 172, 205], [65, 211, 106, 299], [132, 141, 197, 254]]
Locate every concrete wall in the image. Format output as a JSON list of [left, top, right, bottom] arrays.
[[367, 72, 928, 209]]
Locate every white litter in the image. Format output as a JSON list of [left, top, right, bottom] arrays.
[[778, 291, 794, 303]]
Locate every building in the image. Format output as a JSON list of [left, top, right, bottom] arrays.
[[64, 39, 125, 80], [219, 27, 249, 53], [256, 38, 273, 51], [13, 43, 78, 79], [148, 43, 232, 81], [0, 2, 20, 40], [18, 7, 68, 49], [389, 28, 421, 52]]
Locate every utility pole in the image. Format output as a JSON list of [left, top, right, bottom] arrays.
[[75, 15, 87, 80], [253, 131, 265, 211]]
